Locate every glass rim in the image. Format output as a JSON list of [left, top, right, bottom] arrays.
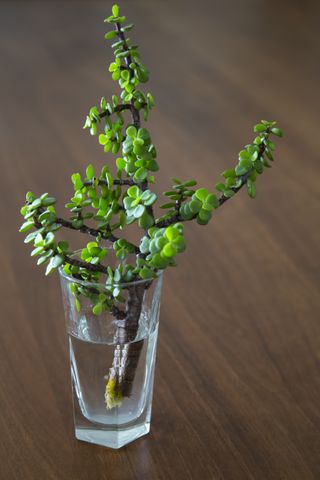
[[58, 249, 163, 289]]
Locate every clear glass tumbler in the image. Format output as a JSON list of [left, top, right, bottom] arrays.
[[59, 269, 163, 449]]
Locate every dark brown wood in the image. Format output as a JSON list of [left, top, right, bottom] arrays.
[[1, 0, 320, 478]]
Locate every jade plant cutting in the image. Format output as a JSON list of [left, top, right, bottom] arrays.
[[20, 5, 282, 416]]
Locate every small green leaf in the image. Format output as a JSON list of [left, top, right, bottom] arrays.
[[31, 246, 44, 257], [20, 205, 28, 216], [71, 173, 83, 190], [86, 164, 94, 180], [134, 167, 148, 182], [113, 287, 120, 298], [235, 162, 252, 176], [126, 126, 137, 138], [99, 134, 109, 145], [71, 219, 84, 229], [105, 172, 114, 188], [34, 233, 44, 247], [139, 237, 150, 254], [143, 192, 157, 206], [172, 178, 182, 185], [52, 254, 64, 269], [194, 188, 209, 202], [122, 23, 134, 32], [254, 159, 264, 174], [90, 123, 97, 135], [24, 231, 38, 244], [75, 298, 81, 312], [112, 4, 119, 17], [184, 180, 197, 187], [114, 268, 121, 283], [254, 124, 266, 133], [112, 70, 120, 81], [26, 191, 35, 202], [116, 157, 126, 170], [271, 127, 283, 137], [127, 185, 139, 198], [215, 183, 226, 192], [160, 202, 176, 209], [19, 220, 34, 233], [162, 243, 177, 258], [247, 179, 257, 198], [133, 204, 145, 218], [139, 267, 154, 279], [204, 194, 219, 209], [44, 232, 55, 246], [223, 189, 235, 198], [100, 97, 107, 110], [58, 241, 69, 252], [172, 236, 186, 252], [265, 149, 274, 161], [123, 197, 134, 210], [189, 199, 202, 214], [37, 250, 53, 266], [139, 212, 154, 229], [105, 30, 117, 40], [93, 303, 103, 315], [197, 209, 212, 225], [267, 140, 276, 151], [114, 15, 126, 24], [165, 226, 179, 241], [46, 255, 64, 275], [42, 197, 56, 207], [222, 169, 235, 179]]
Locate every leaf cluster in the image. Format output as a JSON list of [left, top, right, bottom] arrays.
[[19, 4, 283, 318]]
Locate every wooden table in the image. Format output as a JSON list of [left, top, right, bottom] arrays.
[[1, 1, 320, 478]]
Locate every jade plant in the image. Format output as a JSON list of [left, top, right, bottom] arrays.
[[20, 4, 283, 410]]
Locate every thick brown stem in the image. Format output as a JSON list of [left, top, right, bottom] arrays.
[[105, 282, 149, 408], [122, 283, 146, 396]]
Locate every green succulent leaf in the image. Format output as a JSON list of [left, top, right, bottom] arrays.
[[112, 4, 119, 17], [139, 212, 154, 229], [105, 31, 117, 40], [93, 303, 103, 315], [45, 255, 64, 276], [254, 123, 266, 133], [271, 127, 283, 137], [247, 179, 257, 198], [126, 126, 137, 138], [194, 188, 209, 202], [19, 220, 34, 233], [86, 164, 94, 180]]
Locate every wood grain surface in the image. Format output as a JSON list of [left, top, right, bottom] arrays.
[[1, 1, 320, 478]]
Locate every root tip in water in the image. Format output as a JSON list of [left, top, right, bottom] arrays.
[[105, 377, 123, 410]]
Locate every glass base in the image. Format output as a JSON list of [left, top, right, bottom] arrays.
[[75, 421, 150, 449]]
